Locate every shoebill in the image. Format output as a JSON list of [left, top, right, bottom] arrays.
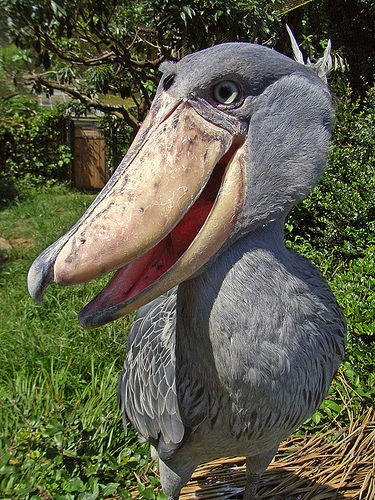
[[28, 42, 346, 499]]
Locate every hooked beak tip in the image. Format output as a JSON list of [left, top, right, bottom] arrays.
[[27, 255, 54, 304]]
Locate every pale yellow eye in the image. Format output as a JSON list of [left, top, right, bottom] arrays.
[[213, 80, 240, 104]]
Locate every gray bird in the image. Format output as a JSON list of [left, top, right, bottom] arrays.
[[28, 42, 346, 499]]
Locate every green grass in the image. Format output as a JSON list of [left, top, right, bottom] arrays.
[[0, 185, 165, 499], [0, 184, 373, 499]]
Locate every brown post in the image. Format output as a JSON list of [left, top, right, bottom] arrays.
[[72, 119, 107, 189]]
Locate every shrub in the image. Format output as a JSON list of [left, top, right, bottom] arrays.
[[286, 85, 375, 261], [0, 96, 73, 206], [99, 113, 133, 175]]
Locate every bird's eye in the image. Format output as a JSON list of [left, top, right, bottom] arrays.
[[213, 80, 240, 105]]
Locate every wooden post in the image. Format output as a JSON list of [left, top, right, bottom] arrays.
[[72, 120, 108, 189]]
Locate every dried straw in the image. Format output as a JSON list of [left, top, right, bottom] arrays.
[[180, 407, 375, 499], [130, 402, 374, 499]]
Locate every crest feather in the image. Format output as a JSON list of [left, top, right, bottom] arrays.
[[286, 25, 332, 82]]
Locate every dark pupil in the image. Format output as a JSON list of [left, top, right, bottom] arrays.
[[219, 85, 232, 100]]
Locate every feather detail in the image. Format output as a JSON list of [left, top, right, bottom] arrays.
[[118, 289, 186, 456], [286, 25, 305, 65], [286, 24, 332, 82]]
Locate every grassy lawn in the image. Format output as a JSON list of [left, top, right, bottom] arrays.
[[0, 185, 163, 499], [0, 185, 373, 499]]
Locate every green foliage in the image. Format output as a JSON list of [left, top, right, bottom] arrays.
[[149, 0, 282, 49], [286, 85, 375, 261], [332, 247, 375, 342], [0, 0, 284, 138], [0, 361, 153, 498], [99, 114, 133, 174], [0, 45, 26, 97], [282, 0, 375, 99], [0, 96, 73, 205], [0, 185, 155, 498]]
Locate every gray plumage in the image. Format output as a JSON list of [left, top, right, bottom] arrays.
[[27, 41, 346, 500], [118, 43, 346, 499]]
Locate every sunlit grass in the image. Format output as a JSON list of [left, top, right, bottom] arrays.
[[0, 184, 373, 499], [0, 185, 163, 499]]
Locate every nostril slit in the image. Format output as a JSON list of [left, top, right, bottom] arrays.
[[163, 74, 175, 91]]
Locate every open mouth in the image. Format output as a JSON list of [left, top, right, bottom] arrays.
[[79, 140, 242, 323], [28, 98, 246, 329]]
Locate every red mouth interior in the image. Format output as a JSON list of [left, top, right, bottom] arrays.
[[81, 143, 239, 315]]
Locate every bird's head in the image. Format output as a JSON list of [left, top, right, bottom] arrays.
[[28, 43, 332, 328]]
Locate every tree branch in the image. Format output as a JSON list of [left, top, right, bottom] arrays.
[[28, 74, 141, 129]]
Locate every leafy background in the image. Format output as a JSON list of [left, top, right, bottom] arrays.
[[0, 0, 374, 498]]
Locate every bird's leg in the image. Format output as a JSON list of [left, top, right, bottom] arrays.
[[150, 444, 158, 461], [243, 446, 278, 500], [159, 456, 197, 499]]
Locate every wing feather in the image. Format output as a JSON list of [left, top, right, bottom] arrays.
[[118, 288, 185, 457]]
